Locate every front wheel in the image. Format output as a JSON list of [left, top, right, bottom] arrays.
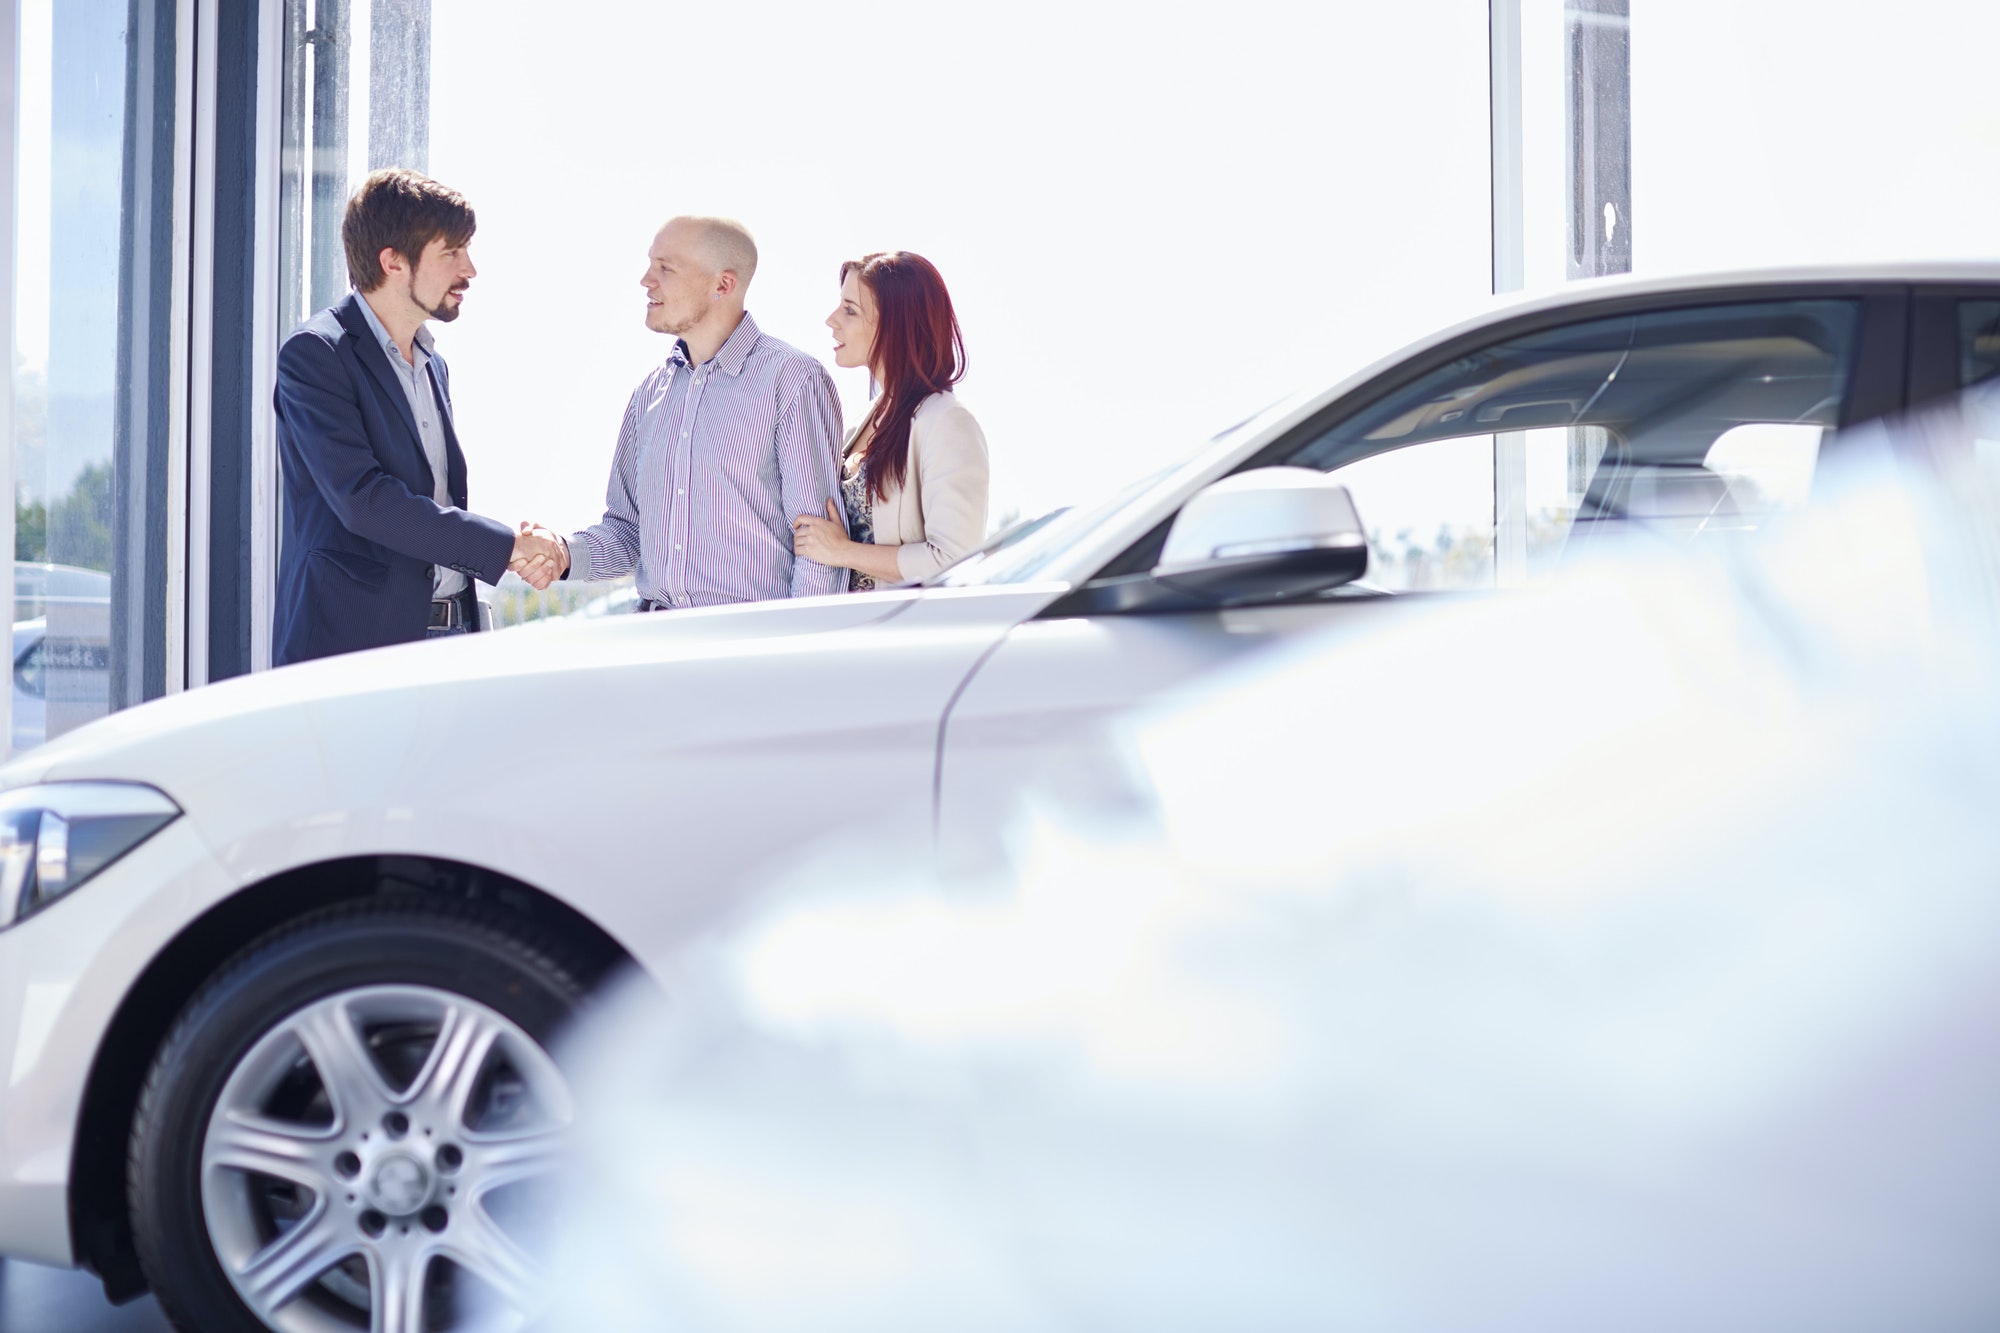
[[129, 897, 588, 1333]]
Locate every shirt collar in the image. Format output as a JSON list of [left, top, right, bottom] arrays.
[[352, 288, 434, 363], [671, 311, 761, 377], [715, 311, 758, 376]]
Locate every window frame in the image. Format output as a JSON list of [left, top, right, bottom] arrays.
[[1909, 284, 2000, 407]]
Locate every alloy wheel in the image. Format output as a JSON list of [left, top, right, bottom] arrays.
[[199, 984, 571, 1332]]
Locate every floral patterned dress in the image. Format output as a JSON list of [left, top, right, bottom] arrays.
[[841, 454, 876, 592]]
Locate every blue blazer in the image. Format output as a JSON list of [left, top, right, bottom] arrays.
[[272, 293, 515, 666]]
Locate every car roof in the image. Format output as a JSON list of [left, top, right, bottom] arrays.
[[1504, 259, 2000, 304], [1418, 258, 2000, 353], [1285, 260, 2000, 436]]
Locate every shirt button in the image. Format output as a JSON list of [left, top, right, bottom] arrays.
[[676, 488, 685, 496], [674, 543, 683, 550]]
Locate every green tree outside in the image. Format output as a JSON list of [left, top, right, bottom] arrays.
[[15, 494, 46, 562], [42, 462, 113, 571]]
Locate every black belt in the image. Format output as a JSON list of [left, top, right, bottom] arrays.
[[429, 597, 466, 629], [637, 598, 670, 613]]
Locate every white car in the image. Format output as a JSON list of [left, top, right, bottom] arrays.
[[543, 406, 2000, 1333], [0, 265, 1995, 1333]]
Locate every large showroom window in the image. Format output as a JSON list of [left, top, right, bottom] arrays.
[[5, 0, 179, 751], [278, 0, 428, 340]]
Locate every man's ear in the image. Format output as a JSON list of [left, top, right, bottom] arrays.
[[378, 246, 409, 279], [714, 270, 738, 300]]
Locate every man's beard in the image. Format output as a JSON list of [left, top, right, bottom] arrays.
[[408, 269, 466, 323], [425, 286, 466, 323], [654, 302, 697, 336]]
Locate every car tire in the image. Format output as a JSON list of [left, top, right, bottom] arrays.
[[128, 895, 590, 1333]]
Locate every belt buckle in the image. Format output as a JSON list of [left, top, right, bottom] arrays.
[[429, 598, 460, 629]]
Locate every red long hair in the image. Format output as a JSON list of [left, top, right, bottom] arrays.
[[843, 252, 965, 503]]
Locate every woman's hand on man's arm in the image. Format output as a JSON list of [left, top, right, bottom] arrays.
[[793, 500, 907, 583]]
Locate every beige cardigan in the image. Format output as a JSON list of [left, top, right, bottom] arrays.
[[852, 391, 990, 582]]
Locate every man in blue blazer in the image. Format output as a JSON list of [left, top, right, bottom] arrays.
[[273, 169, 560, 666]]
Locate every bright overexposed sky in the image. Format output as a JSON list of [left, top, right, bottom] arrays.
[[421, 0, 1495, 537], [408, 0, 2000, 546]]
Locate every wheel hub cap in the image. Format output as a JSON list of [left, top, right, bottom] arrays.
[[368, 1151, 431, 1216]]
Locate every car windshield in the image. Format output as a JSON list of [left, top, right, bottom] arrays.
[[923, 506, 1075, 582], [931, 472, 1167, 588], [931, 396, 1305, 588]]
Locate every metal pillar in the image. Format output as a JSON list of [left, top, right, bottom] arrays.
[[1565, 0, 1630, 280], [1565, 0, 1627, 512], [368, 0, 430, 172], [110, 0, 178, 717], [206, 0, 265, 684], [278, 0, 307, 334], [0, 0, 17, 755], [306, 0, 349, 311], [1491, 0, 1527, 585], [1489, 0, 1524, 297]]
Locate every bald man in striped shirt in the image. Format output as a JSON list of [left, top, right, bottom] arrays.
[[538, 217, 845, 607]]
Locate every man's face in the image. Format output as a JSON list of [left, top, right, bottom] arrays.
[[406, 234, 475, 323], [641, 223, 720, 336]]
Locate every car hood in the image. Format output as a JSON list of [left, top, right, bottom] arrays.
[[0, 591, 919, 789]]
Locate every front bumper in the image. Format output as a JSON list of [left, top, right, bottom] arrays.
[[0, 817, 230, 1266]]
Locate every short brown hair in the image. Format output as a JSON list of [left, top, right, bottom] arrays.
[[342, 168, 476, 292]]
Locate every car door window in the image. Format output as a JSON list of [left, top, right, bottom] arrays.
[[1958, 300, 2000, 473], [1960, 300, 2000, 388], [1331, 424, 1644, 590], [1295, 299, 1860, 587], [1328, 435, 1496, 591]]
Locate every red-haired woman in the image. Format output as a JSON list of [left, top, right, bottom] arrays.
[[791, 252, 989, 590]]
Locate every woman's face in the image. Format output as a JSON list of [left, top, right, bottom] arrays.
[[826, 271, 878, 371]]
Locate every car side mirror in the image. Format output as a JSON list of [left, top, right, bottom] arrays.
[[1149, 467, 1368, 605], [1047, 467, 1371, 616]]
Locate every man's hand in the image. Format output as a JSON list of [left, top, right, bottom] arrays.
[[510, 522, 569, 591]]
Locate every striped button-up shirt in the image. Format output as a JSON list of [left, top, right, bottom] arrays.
[[353, 292, 465, 598], [568, 312, 846, 605]]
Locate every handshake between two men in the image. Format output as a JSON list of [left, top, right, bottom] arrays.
[[509, 522, 570, 591]]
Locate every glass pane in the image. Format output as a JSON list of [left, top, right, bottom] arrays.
[[1702, 422, 1821, 511], [1522, 425, 1605, 579], [11, 0, 172, 751], [1959, 300, 2000, 390], [1289, 299, 1858, 581], [281, 0, 445, 339], [1329, 435, 1495, 592]]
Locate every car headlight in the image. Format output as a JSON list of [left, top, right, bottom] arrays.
[[0, 782, 180, 929]]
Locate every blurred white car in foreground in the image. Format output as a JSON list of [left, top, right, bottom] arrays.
[[548, 421, 2000, 1332], [1, 266, 1997, 1332]]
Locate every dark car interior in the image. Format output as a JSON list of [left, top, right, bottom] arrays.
[[1072, 297, 1864, 604]]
